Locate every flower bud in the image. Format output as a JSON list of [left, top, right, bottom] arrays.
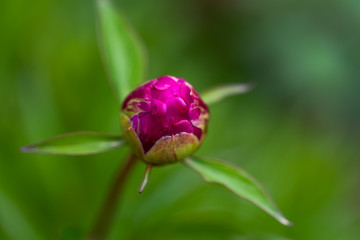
[[121, 76, 209, 165]]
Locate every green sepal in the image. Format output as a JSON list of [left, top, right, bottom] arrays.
[[120, 113, 145, 158], [121, 113, 201, 165]]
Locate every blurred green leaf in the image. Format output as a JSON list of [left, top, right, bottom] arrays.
[[59, 226, 83, 240], [96, 0, 147, 104], [20, 132, 124, 155], [183, 156, 292, 226], [200, 83, 253, 105], [0, 189, 42, 240]]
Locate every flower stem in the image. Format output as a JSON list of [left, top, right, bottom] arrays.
[[87, 153, 137, 240]]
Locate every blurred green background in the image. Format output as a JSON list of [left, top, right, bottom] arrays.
[[1, 0, 360, 239]]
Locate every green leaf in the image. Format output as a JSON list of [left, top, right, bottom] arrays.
[[200, 83, 253, 105], [183, 156, 292, 226], [96, 0, 147, 104], [20, 132, 125, 155]]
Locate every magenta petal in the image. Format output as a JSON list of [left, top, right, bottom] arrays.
[[174, 120, 193, 133], [136, 113, 163, 153], [139, 102, 151, 112], [154, 76, 176, 90], [193, 126, 202, 140], [122, 81, 153, 108], [189, 106, 201, 122], [164, 97, 189, 126], [180, 83, 193, 105], [131, 115, 140, 132], [154, 81, 170, 91], [166, 97, 187, 108], [165, 120, 194, 138], [152, 76, 181, 101], [151, 99, 167, 115]]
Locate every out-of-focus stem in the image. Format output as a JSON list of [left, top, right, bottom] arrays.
[[87, 153, 137, 240]]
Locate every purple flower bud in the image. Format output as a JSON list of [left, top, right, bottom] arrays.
[[121, 76, 209, 165]]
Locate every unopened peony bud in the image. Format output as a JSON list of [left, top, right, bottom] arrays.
[[121, 76, 209, 165]]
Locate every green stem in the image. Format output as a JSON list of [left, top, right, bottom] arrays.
[[87, 153, 137, 240]]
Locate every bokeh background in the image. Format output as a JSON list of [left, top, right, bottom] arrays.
[[1, 0, 360, 239]]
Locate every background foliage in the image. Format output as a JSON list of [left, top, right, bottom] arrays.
[[1, 0, 360, 239]]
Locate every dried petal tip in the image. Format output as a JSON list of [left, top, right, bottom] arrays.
[[121, 76, 209, 165], [19, 146, 33, 153]]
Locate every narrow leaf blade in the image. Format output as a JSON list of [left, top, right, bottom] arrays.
[[96, 0, 147, 104], [184, 156, 292, 226], [200, 83, 253, 105], [20, 132, 125, 155]]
